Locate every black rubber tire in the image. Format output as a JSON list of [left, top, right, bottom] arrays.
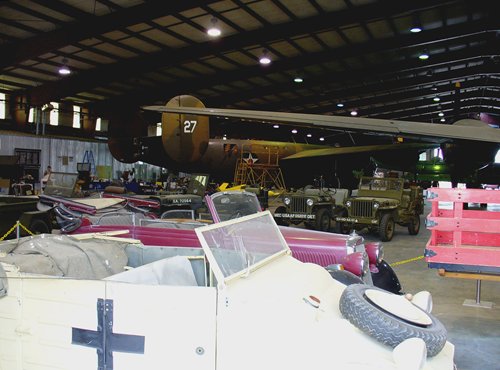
[[339, 284, 447, 357], [408, 214, 420, 235], [315, 208, 331, 232], [273, 206, 290, 226], [379, 213, 395, 241], [29, 218, 51, 234]]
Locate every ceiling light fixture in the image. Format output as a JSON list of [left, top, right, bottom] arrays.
[[58, 58, 71, 75], [336, 103, 344, 108], [350, 110, 358, 116], [419, 51, 429, 60], [410, 26, 422, 33], [319, 137, 325, 141], [273, 124, 279, 128], [259, 49, 271, 65], [294, 77, 303, 83], [438, 112, 444, 117], [291, 129, 298, 134], [433, 96, 440, 102], [207, 18, 221, 37], [307, 133, 312, 138], [440, 118, 446, 122]]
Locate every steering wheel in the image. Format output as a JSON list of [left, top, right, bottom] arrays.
[[228, 211, 242, 220]]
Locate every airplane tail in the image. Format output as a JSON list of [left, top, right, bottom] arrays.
[[108, 95, 209, 168], [161, 95, 209, 164]]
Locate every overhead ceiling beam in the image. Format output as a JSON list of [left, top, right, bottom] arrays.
[[90, 20, 497, 112], [0, 0, 218, 70], [24, 0, 468, 105]]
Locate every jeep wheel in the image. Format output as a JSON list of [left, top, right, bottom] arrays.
[[315, 208, 331, 232], [379, 213, 395, 241], [273, 206, 289, 226], [339, 284, 447, 357], [408, 214, 420, 235]]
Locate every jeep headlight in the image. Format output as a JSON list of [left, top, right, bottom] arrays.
[[373, 202, 380, 209], [345, 200, 351, 207], [284, 197, 291, 205], [307, 198, 314, 206]]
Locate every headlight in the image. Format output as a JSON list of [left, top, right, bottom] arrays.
[[373, 202, 380, 209], [306, 198, 314, 206], [346, 200, 351, 207], [284, 197, 291, 205]]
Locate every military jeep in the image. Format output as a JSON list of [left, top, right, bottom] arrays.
[[335, 177, 423, 241], [273, 187, 349, 232], [150, 174, 209, 216]]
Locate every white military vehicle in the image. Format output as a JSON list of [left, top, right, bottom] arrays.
[[0, 212, 453, 369]]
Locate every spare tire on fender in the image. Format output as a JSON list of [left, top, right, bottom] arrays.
[[339, 284, 447, 357]]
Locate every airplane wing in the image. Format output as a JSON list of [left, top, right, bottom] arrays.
[[143, 105, 500, 144], [282, 143, 437, 160]]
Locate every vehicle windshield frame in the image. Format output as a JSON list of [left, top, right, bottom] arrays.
[[206, 191, 262, 223], [195, 211, 290, 287]]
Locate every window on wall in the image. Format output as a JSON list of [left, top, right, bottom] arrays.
[[28, 107, 34, 123], [95, 117, 102, 131], [495, 150, 500, 164], [433, 148, 443, 159], [156, 122, 161, 136], [49, 102, 59, 125], [419, 152, 427, 161], [0, 93, 5, 119], [73, 105, 81, 128]]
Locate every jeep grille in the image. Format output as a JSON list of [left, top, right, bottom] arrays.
[[290, 196, 307, 213], [351, 200, 375, 218]]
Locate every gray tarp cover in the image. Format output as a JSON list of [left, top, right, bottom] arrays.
[[0, 234, 129, 279]]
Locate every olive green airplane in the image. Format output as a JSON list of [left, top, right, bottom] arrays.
[[108, 95, 500, 188]]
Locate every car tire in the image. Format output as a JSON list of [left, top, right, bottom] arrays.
[[408, 214, 420, 235], [339, 284, 447, 357], [315, 208, 331, 232], [379, 213, 395, 241], [29, 218, 51, 234], [273, 206, 289, 226]]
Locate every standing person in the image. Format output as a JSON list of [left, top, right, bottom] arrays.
[[41, 165, 52, 192]]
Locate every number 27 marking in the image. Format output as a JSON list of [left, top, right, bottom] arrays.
[[183, 120, 197, 133]]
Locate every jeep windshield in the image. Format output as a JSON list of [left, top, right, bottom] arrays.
[[196, 211, 290, 285], [359, 177, 403, 192], [208, 191, 261, 222]]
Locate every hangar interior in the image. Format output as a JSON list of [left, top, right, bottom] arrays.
[[0, 1, 499, 370]]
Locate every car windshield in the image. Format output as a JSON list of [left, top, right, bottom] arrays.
[[209, 191, 261, 222], [195, 211, 289, 285]]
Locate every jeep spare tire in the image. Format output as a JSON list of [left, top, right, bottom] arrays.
[[339, 284, 447, 357]]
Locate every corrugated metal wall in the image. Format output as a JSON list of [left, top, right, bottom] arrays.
[[0, 132, 157, 181]]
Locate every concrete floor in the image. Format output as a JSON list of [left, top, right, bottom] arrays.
[[269, 198, 500, 370]]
